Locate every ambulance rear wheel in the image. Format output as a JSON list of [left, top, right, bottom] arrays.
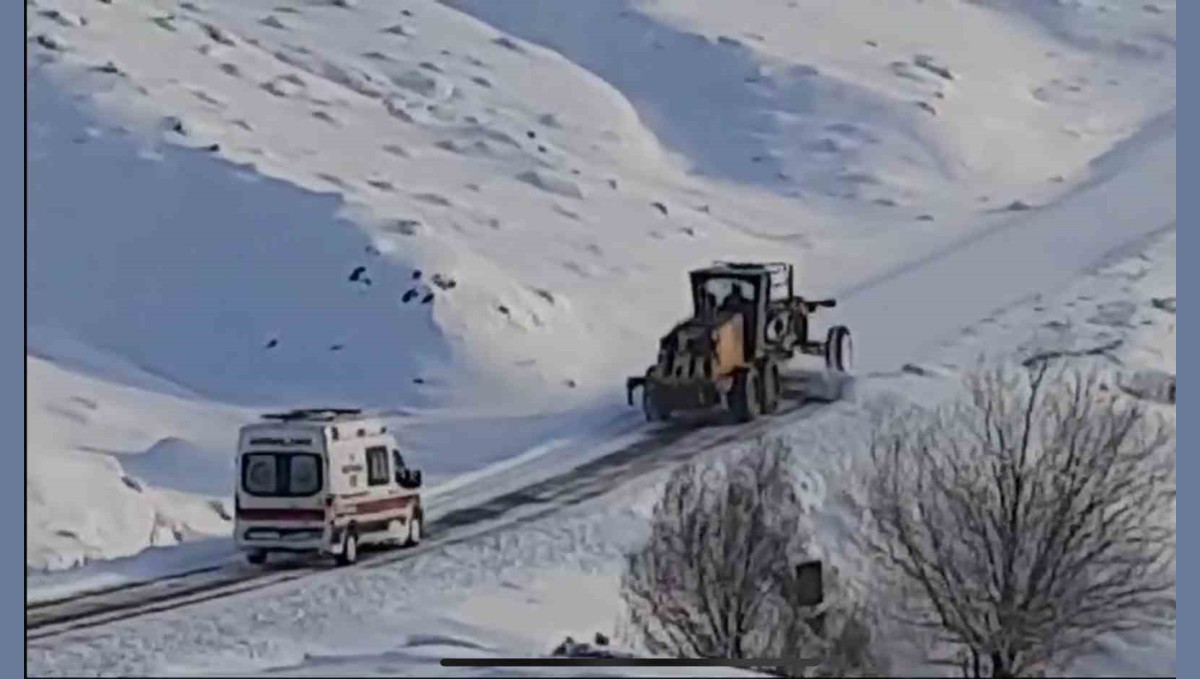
[[246, 550, 267, 566], [336, 529, 359, 566], [405, 514, 423, 548]]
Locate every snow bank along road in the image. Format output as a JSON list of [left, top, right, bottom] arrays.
[[26, 109, 1175, 646]]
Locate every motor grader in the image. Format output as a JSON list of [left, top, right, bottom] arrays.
[[626, 262, 851, 423]]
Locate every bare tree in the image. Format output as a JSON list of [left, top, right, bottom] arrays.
[[865, 361, 1176, 678], [620, 437, 801, 660], [620, 437, 881, 675], [771, 563, 883, 678]]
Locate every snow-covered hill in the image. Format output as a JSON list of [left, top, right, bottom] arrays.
[[26, 0, 1174, 570], [450, 0, 1175, 202]]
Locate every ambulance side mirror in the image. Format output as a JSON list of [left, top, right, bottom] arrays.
[[397, 468, 423, 489]]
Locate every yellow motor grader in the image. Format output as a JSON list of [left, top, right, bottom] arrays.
[[626, 262, 851, 423]]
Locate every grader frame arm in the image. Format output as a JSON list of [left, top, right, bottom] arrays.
[[626, 376, 646, 406]]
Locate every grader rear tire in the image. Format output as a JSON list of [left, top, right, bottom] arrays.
[[730, 367, 762, 423], [643, 385, 671, 422], [762, 360, 782, 414]]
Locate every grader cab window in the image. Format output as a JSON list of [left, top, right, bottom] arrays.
[[699, 278, 756, 315]]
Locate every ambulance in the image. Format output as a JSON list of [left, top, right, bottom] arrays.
[[234, 408, 424, 566]]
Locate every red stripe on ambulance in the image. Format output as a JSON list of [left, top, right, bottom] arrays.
[[237, 507, 325, 522]]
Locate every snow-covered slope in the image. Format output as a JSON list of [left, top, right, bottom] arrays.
[[28, 0, 831, 409], [26, 0, 1174, 570], [26, 349, 248, 571], [449, 0, 1174, 213], [850, 229, 1177, 678]]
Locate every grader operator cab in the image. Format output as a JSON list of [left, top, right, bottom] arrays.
[[626, 262, 852, 423]]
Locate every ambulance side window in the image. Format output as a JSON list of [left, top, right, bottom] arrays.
[[365, 446, 390, 486]]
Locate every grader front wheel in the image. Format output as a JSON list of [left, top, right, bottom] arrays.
[[825, 325, 853, 373]]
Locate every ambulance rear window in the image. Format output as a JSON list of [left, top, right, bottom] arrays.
[[244, 455, 277, 494], [242, 452, 323, 497]]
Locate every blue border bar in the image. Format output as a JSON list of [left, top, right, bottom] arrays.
[[9, 0, 28, 674], [1175, 2, 1189, 677]]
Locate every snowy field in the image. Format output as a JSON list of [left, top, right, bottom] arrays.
[[26, 0, 1175, 573], [27, 228, 1175, 677], [26, 0, 1174, 674]]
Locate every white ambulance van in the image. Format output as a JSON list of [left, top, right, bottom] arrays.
[[235, 408, 424, 566]]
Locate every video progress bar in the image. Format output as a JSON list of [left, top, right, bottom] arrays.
[[441, 657, 814, 668]]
